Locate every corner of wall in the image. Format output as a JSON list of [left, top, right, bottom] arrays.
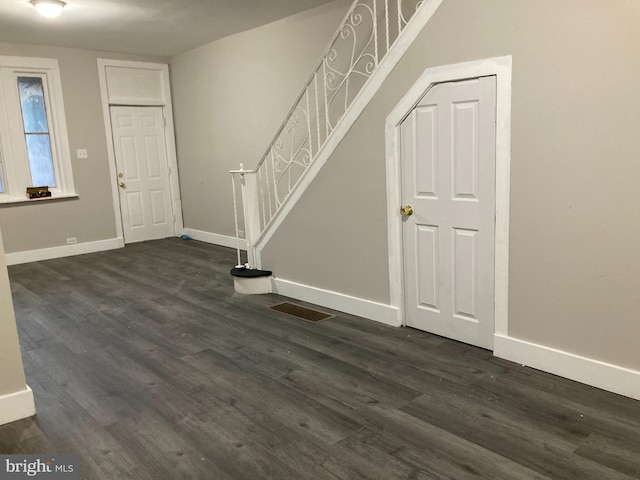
[[0, 227, 35, 424]]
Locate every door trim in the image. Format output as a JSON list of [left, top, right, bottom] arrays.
[[385, 56, 512, 337], [97, 59, 184, 243]]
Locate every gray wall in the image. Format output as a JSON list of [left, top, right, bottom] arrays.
[[0, 43, 166, 254], [170, 0, 352, 237], [0, 228, 27, 397], [262, 0, 640, 371]]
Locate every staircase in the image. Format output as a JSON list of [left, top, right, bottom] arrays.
[[230, 0, 443, 270]]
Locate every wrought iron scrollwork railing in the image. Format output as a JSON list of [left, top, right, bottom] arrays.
[[231, 0, 426, 257]]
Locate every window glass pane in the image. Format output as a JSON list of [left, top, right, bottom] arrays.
[[25, 134, 55, 187], [18, 76, 56, 188], [18, 77, 49, 133]]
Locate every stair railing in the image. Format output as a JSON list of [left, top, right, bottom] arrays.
[[231, 0, 427, 268]]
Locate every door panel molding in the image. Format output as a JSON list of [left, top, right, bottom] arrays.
[[400, 76, 496, 349], [385, 56, 512, 337], [97, 59, 183, 243], [111, 106, 175, 243]]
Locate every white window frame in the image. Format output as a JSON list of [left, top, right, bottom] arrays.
[[0, 56, 76, 203]]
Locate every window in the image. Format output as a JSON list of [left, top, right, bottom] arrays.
[[18, 76, 56, 187], [0, 56, 75, 202]]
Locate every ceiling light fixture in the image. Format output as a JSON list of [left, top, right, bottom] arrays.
[[30, 0, 66, 19]]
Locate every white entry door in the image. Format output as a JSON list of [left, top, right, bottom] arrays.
[[110, 106, 175, 243], [401, 76, 496, 349]]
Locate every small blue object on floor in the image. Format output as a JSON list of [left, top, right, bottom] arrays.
[[181, 234, 192, 241]]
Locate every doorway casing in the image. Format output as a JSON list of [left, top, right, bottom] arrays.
[[97, 59, 184, 244], [385, 56, 512, 339]]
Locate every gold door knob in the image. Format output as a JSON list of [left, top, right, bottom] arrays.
[[119, 182, 126, 189], [400, 204, 414, 216]]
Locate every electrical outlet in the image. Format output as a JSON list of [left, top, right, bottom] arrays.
[[76, 149, 88, 159], [66, 237, 77, 245]]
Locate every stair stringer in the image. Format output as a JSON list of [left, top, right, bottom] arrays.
[[253, 0, 445, 268]]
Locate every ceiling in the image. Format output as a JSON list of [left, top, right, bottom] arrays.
[[0, 0, 340, 58]]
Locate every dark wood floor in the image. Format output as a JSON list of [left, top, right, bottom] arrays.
[[1, 239, 639, 479]]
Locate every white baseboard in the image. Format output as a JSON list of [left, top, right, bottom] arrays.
[[0, 386, 36, 426], [494, 334, 640, 401], [5, 237, 124, 266], [272, 278, 400, 327], [183, 228, 246, 250]]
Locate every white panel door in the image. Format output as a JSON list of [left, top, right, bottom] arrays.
[[110, 106, 175, 243], [401, 77, 496, 349]]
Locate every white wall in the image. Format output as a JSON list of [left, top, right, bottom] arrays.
[[170, 0, 352, 237]]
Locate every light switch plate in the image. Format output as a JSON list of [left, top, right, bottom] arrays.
[[76, 149, 88, 159]]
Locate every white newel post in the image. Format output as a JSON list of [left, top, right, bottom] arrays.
[[240, 171, 261, 269]]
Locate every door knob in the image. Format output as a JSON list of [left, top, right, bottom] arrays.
[[119, 182, 126, 189], [400, 204, 414, 216]]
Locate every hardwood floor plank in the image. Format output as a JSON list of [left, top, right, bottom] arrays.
[[359, 404, 554, 480], [324, 428, 433, 480], [105, 411, 234, 480], [26, 343, 144, 427], [487, 357, 640, 426], [399, 391, 635, 480], [181, 348, 363, 444], [0, 417, 56, 454], [312, 319, 507, 383], [144, 384, 346, 480], [218, 328, 423, 406], [574, 432, 640, 478]]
